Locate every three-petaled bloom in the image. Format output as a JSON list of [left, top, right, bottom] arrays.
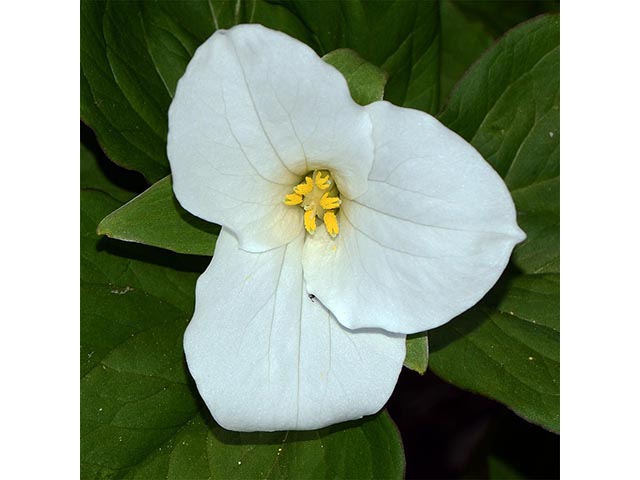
[[168, 24, 525, 432]]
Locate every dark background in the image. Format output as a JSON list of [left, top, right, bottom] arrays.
[[388, 369, 559, 479]]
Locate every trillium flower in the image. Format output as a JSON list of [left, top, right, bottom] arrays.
[[167, 24, 525, 432]]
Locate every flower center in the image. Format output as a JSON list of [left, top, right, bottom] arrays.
[[283, 170, 341, 237]]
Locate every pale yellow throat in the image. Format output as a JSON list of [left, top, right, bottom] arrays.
[[283, 170, 341, 237]]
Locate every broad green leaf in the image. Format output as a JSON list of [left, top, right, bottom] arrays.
[[429, 273, 559, 431], [439, 0, 494, 108], [451, 0, 560, 37], [81, 0, 441, 180], [323, 49, 387, 106], [120, 414, 404, 479], [80, 143, 137, 203], [404, 333, 429, 375], [81, 189, 405, 479], [439, 1, 561, 109], [430, 15, 560, 432], [97, 176, 219, 256], [81, 1, 169, 182]]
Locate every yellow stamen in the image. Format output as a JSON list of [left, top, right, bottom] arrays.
[[304, 208, 317, 234], [284, 170, 341, 237], [315, 171, 331, 190], [320, 192, 341, 210], [294, 176, 314, 195], [284, 193, 303, 205], [324, 211, 339, 237]]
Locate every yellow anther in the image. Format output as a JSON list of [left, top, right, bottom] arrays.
[[304, 208, 317, 234], [284, 193, 303, 205], [323, 211, 339, 237], [294, 176, 314, 195], [284, 170, 340, 237], [315, 171, 331, 190], [320, 192, 341, 210]]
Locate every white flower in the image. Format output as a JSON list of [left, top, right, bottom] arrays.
[[167, 24, 525, 432]]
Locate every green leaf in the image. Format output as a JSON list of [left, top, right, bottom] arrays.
[[81, 1, 168, 183], [121, 414, 404, 479], [323, 49, 387, 106], [81, 0, 441, 180], [429, 273, 559, 431], [439, 0, 494, 108], [430, 15, 560, 432], [81, 189, 405, 479], [97, 176, 219, 256], [404, 332, 429, 375], [451, 0, 559, 37], [80, 143, 137, 203]]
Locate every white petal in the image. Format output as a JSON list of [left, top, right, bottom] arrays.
[[303, 101, 525, 334], [184, 228, 405, 432], [168, 25, 373, 252]]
